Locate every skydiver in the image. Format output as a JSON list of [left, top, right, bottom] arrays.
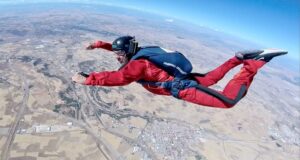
[[72, 36, 287, 108]]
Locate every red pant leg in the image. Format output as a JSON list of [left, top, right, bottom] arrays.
[[195, 57, 242, 87], [222, 59, 266, 100], [180, 60, 266, 108]]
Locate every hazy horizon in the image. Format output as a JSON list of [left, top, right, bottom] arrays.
[[0, 0, 299, 62]]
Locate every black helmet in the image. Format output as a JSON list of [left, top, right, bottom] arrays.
[[112, 36, 134, 53]]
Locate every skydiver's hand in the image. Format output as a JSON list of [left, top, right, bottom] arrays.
[[86, 41, 112, 51], [86, 44, 94, 50], [72, 72, 88, 84]]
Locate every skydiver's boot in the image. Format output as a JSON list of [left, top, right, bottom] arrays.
[[235, 49, 288, 62], [253, 49, 288, 62], [235, 50, 264, 60]]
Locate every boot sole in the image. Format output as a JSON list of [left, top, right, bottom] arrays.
[[255, 50, 288, 60]]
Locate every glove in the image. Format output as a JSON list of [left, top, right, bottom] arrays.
[[86, 44, 94, 50], [72, 72, 88, 84]]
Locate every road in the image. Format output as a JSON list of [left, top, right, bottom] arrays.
[[1, 59, 30, 160]]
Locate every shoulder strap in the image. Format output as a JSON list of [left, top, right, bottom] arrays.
[[131, 46, 165, 60]]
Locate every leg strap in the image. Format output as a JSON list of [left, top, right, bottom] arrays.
[[137, 79, 247, 105]]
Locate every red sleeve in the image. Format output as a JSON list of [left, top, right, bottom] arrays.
[[84, 60, 147, 86], [92, 41, 113, 51]]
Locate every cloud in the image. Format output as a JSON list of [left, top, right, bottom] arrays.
[[165, 19, 174, 22]]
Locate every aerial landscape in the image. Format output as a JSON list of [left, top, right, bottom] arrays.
[[0, 2, 299, 160]]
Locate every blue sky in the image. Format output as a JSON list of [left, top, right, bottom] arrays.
[[103, 0, 300, 61], [1, 0, 299, 61]]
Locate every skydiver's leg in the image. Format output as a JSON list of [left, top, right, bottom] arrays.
[[194, 57, 242, 87], [221, 59, 266, 102], [180, 59, 266, 108]]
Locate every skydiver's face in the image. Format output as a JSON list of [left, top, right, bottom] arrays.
[[114, 51, 128, 64]]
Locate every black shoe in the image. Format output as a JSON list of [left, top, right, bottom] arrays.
[[235, 50, 264, 60], [254, 49, 288, 62]]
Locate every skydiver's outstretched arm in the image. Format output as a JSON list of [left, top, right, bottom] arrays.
[[72, 59, 147, 86], [86, 40, 113, 51]]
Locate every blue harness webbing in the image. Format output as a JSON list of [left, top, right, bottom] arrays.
[[138, 78, 247, 105]]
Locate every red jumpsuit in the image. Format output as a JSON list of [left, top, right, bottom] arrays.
[[85, 41, 266, 108]]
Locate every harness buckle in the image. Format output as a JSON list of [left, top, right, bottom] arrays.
[[169, 79, 198, 98]]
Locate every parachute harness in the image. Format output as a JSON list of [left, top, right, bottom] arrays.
[[138, 78, 247, 105], [138, 78, 198, 98]]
